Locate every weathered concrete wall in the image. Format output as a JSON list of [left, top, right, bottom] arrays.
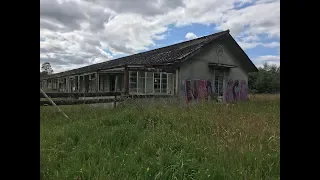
[[178, 38, 249, 102]]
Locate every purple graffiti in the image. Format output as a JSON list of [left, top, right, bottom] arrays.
[[233, 80, 240, 101], [225, 80, 233, 103], [240, 80, 248, 101], [185, 80, 209, 103], [225, 79, 248, 103]]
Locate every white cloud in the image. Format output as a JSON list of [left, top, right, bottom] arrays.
[[217, 0, 280, 37], [254, 55, 280, 67], [185, 32, 198, 40], [241, 35, 260, 42], [262, 42, 280, 48], [238, 41, 280, 50], [255, 55, 280, 62], [40, 0, 280, 73]]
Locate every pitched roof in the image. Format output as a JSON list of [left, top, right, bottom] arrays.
[[42, 29, 255, 79]]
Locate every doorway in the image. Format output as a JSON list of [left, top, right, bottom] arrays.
[[214, 69, 225, 101], [109, 75, 116, 92]]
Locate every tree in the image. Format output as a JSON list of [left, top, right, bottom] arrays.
[[248, 63, 280, 94], [40, 71, 48, 78], [41, 62, 53, 75]]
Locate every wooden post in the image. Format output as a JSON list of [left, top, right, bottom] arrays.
[[77, 75, 80, 92], [124, 65, 129, 94], [115, 75, 118, 92], [40, 89, 70, 120], [96, 72, 99, 92], [175, 69, 179, 95]]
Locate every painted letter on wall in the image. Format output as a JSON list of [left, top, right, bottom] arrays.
[[185, 80, 208, 103], [225, 79, 248, 102]]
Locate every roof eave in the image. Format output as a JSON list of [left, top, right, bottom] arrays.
[[226, 34, 259, 72]]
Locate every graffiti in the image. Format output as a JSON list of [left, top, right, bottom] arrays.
[[197, 80, 207, 100], [225, 79, 248, 102], [225, 80, 233, 103], [206, 80, 213, 98], [185, 80, 208, 103], [240, 80, 248, 101], [233, 80, 240, 101], [184, 79, 248, 103], [193, 80, 198, 100], [185, 80, 193, 103]]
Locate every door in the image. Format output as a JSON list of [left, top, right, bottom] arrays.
[[214, 69, 224, 101]]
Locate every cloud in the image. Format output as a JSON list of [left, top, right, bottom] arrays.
[[238, 41, 280, 50], [185, 32, 198, 40], [262, 42, 280, 48], [218, 0, 280, 38], [254, 55, 280, 67], [40, 0, 280, 73]]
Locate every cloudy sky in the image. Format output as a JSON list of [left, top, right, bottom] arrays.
[[40, 0, 280, 73]]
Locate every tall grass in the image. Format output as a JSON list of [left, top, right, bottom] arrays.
[[40, 94, 280, 180]]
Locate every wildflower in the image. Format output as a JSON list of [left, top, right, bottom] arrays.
[[147, 167, 150, 172]]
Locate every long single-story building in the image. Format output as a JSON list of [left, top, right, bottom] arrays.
[[40, 30, 258, 103]]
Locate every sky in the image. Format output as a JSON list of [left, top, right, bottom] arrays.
[[40, 0, 280, 73]]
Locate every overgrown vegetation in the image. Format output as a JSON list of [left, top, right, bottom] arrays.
[[40, 94, 280, 180], [248, 63, 280, 94]]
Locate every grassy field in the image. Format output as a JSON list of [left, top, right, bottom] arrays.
[[40, 94, 280, 180]]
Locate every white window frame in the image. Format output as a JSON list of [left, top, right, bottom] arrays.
[[128, 71, 174, 95]]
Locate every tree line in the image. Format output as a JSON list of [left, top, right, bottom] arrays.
[[248, 63, 280, 94]]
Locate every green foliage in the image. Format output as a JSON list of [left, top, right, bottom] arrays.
[[249, 63, 280, 94], [40, 71, 48, 78], [41, 62, 53, 75], [40, 95, 280, 180]]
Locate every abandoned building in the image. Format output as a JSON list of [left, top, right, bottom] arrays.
[[40, 30, 258, 103]]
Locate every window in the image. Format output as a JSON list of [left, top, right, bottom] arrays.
[[129, 71, 137, 93], [215, 70, 224, 97], [90, 73, 96, 80], [168, 73, 173, 95], [154, 72, 161, 93], [146, 72, 153, 94], [161, 73, 167, 93], [138, 72, 146, 94], [128, 71, 174, 95], [52, 79, 57, 90]]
